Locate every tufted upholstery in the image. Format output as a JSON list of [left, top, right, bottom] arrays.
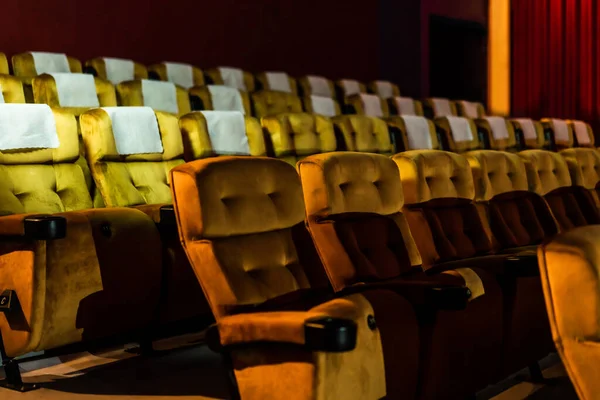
[[178, 111, 265, 160], [561, 148, 600, 209], [467, 150, 528, 201], [116, 80, 191, 116], [147, 62, 204, 87], [298, 76, 336, 98], [188, 86, 251, 114], [541, 118, 574, 149], [435, 116, 481, 153], [332, 115, 393, 155], [0, 75, 27, 103], [33, 74, 117, 116], [251, 91, 303, 118], [261, 112, 336, 164], [510, 118, 546, 149], [475, 117, 518, 151], [12, 52, 82, 78], [205, 67, 256, 92], [344, 94, 390, 117], [85, 58, 148, 82], [255, 72, 298, 94], [519, 150, 572, 196]]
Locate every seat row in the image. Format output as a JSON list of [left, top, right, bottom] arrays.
[[0, 103, 599, 398]]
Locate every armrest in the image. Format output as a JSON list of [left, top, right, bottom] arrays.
[[504, 253, 539, 277], [0, 214, 66, 240], [206, 311, 357, 353], [133, 204, 177, 229]]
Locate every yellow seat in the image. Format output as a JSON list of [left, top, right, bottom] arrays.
[[388, 97, 424, 116], [423, 98, 458, 118], [255, 71, 297, 94], [541, 118, 575, 150], [298, 75, 336, 98], [344, 93, 390, 117], [388, 116, 439, 151], [510, 118, 547, 149], [0, 52, 9, 74], [434, 116, 481, 152], [116, 79, 191, 116], [147, 62, 205, 89], [368, 80, 400, 99], [205, 67, 255, 92], [332, 115, 393, 155], [251, 90, 303, 118], [568, 119, 595, 148], [302, 95, 341, 117], [0, 75, 26, 103], [12, 52, 82, 79], [335, 79, 367, 98], [455, 100, 486, 118], [188, 85, 251, 114], [475, 116, 519, 151], [84, 57, 148, 84]]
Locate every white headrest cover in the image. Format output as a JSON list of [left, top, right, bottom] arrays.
[[375, 81, 394, 99], [265, 72, 292, 93], [30, 52, 70, 74], [102, 107, 163, 155], [0, 104, 59, 150], [460, 101, 480, 118], [360, 94, 383, 117], [165, 62, 195, 89], [432, 98, 454, 116], [447, 117, 474, 142], [201, 111, 249, 155], [572, 121, 591, 145], [552, 119, 570, 142], [484, 116, 509, 140], [50, 73, 100, 108], [103, 58, 135, 85], [310, 95, 337, 117], [402, 116, 432, 150], [207, 85, 245, 114], [141, 80, 179, 114], [513, 118, 537, 140], [341, 79, 361, 96], [307, 76, 332, 97], [395, 97, 416, 115], [219, 67, 246, 91]]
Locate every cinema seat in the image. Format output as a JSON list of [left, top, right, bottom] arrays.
[[332, 115, 394, 155], [80, 107, 209, 325], [0, 104, 162, 386], [178, 110, 265, 160], [261, 112, 337, 164], [568, 120, 595, 148], [561, 148, 600, 209], [423, 98, 458, 118], [0, 75, 27, 103], [12, 52, 82, 78], [541, 118, 574, 150], [466, 150, 556, 374], [434, 116, 482, 152], [302, 95, 341, 117], [388, 97, 425, 116], [255, 71, 298, 94], [116, 80, 191, 116], [298, 75, 336, 98], [187, 85, 251, 115], [335, 79, 367, 99], [455, 100, 486, 118], [170, 156, 419, 399], [538, 225, 600, 400], [32, 73, 117, 116], [205, 67, 256, 92], [298, 151, 503, 399], [84, 57, 148, 85], [510, 118, 547, 149], [368, 80, 400, 99], [0, 53, 9, 74], [147, 62, 204, 89], [475, 116, 520, 152], [251, 90, 303, 118], [387, 115, 440, 152], [519, 150, 600, 231], [343, 93, 390, 117]]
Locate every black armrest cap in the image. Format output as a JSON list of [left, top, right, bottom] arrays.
[[304, 317, 357, 352], [159, 205, 176, 226], [23, 215, 66, 240]]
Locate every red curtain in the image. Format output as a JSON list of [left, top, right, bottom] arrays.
[[511, 0, 598, 132]]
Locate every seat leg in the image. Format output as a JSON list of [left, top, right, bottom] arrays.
[[222, 352, 241, 400], [528, 361, 544, 382]]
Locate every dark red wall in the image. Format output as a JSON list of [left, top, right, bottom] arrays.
[[0, 0, 378, 81]]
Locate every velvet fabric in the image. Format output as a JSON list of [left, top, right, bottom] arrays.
[[541, 118, 575, 149], [434, 117, 480, 152], [455, 101, 486, 118], [344, 94, 390, 117], [368, 81, 400, 98], [12, 53, 82, 78], [205, 68, 256, 92], [86, 58, 148, 81], [423, 99, 458, 118], [0, 53, 8, 74], [0, 75, 26, 103], [251, 91, 303, 118], [116, 80, 191, 116], [255, 72, 298, 94], [510, 119, 546, 149], [302, 97, 342, 116], [148, 63, 203, 86], [331, 115, 393, 155], [389, 117, 439, 151], [188, 86, 251, 114], [298, 76, 336, 98], [475, 118, 518, 151], [561, 147, 600, 208], [387, 98, 425, 117]]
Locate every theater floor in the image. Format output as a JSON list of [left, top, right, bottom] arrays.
[[0, 332, 576, 400]]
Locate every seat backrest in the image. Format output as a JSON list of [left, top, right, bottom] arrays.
[[0, 104, 92, 215], [455, 100, 486, 118], [332, 115, 393, 155], [84, 57, 148, 85], [389, 116, 439, 152], [519, 150, 600, 231], [335, 79, 367, 98], [561, 148, 600, 208], [261, 112, 337, 164], [80, 107, 184, 207], [389, 97, 425, 116], [467, 150, 559, 250], [435, 116, 480, 152], [368, 80, 400, 99], [568, 120, 595, 148], [0, 53, 9, 75], [393, 150, 494, 267], [179, 111, 265, 160], [0, 75, 27, 103], [12, 52, 82, 77], [297, 152, 422, 291], [251, 90, 303, 118], [298, 75, 336, 98], [188, 85, 251, 115], [510, 118, 546, 149], [255, 71, 298, 94], [303, 95, 341, 117], [344, 93, 390, 118], [147, 62, 204, 89], [424, 98, 458, 118], [541, 118, 574, 149], [33, 73, 117, 115], [116, 80, 191, 116], [538, 225, 600, 400], [475, 116, 518, 151], [170, 156, 313, 319], [205, 67, 256, 92]]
